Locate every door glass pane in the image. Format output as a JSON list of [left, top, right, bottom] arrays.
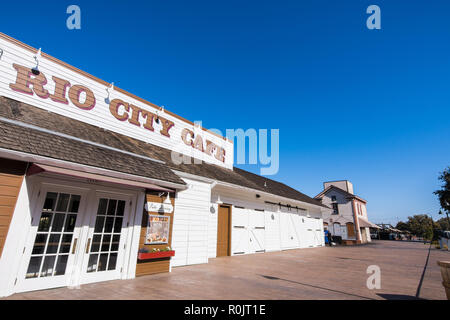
[[60, 234, 73, 253], [54, 255, 69, 276], [91, 235, 101, 252], [97, 199, 108, 215], [98, 254, 108, 271], [108, 253, 118, 270], [26, 256, 42, 279], [94, 216, 105, 233], [65, 214, 77, 232], [43, 193, 57, 211], [38, 213, 53, 232], [113, 218, 123, 233], [32, 234, 48, 255], [40, 256, 56, 277], [46, 234, 61, 254], [68, 195, 81, 213], [104, 217, 114, 233], [116, 201, 125, 216], [52, 213, 66, 232], [56, 193, 70, 212], [25, 192, 81, 280], [111, 235, 120, 251], [107, 200, 117, 216], [87, 254, 98, 273], [87, 197, 126, 273], [101, 235, 111, 252]]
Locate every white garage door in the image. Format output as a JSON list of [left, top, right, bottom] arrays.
[[249, 210, 265, 253], [302, 217, 315, 248], [292, 214, 308, 248], [279, 211, 300, 250], [312, 218, 324, 247], [264, 210, 281, 252], [231, 207, 265, 255]]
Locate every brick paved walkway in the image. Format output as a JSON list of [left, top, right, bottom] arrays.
[[4, 240, 449, 300]]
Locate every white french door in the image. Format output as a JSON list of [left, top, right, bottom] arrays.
[[15, 186, 89, 293], [79, 193, 131, 284], [15, 183, 136, 293]]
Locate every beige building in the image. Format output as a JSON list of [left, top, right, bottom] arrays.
[[314, 181, 379, 244]]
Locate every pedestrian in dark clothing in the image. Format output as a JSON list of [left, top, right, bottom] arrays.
[[328, 232, 333, 247]]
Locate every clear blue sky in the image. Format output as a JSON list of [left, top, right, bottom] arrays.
[[1, 1, 449, 225]]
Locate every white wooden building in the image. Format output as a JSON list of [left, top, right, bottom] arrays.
[[0, 32, 329, 297]]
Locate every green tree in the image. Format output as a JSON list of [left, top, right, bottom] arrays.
[[404, 214, 434, 239], [436, 217, 450, 231], [395, 221, 409, 231], [434, 167, 450, 227]]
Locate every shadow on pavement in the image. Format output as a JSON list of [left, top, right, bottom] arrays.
[[377, 293, 426, 300], [260, 274, 376, 300]]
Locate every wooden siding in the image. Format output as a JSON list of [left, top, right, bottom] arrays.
[[135, 191, 175, 277], [0, 158, 27, 258]]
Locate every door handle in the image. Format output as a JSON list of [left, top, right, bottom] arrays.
[[85, 238, 91, 254], [72, 238, 78, 254]]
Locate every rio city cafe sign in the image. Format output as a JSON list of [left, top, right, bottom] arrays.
[[8, 63, 226, 162]]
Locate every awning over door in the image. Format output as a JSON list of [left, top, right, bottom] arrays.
[[358, 218, 380, 229], [27, 163, 174, 192]]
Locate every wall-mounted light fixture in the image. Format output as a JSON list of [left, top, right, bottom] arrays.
[[105, 82, 114, 104], [0, 49, 3, 60], [32, 48, 42, 75], [163, 192, 171, 205], [216, 195, 223, 204], [155, 106, 164, 124]]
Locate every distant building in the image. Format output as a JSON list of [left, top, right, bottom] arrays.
[[314, 180, 379, 244]]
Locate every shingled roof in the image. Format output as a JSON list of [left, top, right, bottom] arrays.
[[0, 96, 325, 208], [0, 119, 185, 185]]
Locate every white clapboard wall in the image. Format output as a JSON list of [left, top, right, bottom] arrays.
[[171, 177, 211, 267], [209, 187, 325, 259], [0, 34, 234, 169]]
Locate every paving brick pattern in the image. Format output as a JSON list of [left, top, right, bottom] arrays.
[[4, 240, 449, 300]]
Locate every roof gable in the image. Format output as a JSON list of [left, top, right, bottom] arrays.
[[315, 185, 367, 203]]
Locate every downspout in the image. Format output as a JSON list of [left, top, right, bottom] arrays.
[[351, 199, 362, 243]]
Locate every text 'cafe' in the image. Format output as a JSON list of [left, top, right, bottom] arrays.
[[0, 32, 329, 297]]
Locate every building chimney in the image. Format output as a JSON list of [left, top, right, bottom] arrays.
[[324, 180, 354, 194]]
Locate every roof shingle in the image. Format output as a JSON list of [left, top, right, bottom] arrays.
[[0, 96, 324, 208]]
